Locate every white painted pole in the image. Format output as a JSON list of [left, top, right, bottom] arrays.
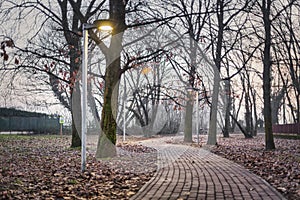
[[123, 74, 126, 142], [123, 103, 126, 142], [196, 91, 199, 145], [81, 26, 88, 172]]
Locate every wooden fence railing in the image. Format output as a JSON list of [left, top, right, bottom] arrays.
[[272, 123, 300, 135]]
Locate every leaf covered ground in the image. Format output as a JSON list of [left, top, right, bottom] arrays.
[[210, 134, 300, 200], [0, 135, 157, 199]]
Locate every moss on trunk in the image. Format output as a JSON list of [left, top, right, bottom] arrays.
[[71, 118, 81, 148], [96, 58, 121, 158]]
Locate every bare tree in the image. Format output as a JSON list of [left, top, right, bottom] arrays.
[[205, 0, 251, 145], [0, 0, 111, 148], [161, 0, 211, 142], [272, 3, 300, 124], [251, 0, 297, 150], [1, 0, 178, 157]]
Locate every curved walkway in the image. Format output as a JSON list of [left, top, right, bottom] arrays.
[[131, 137, 285, 200]]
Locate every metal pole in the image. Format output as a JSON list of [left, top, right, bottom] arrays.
[[60, 124, 63, 136], [81, 25, 88, 172], [123, 74, 126, 142], [196, 91, 199, 145]]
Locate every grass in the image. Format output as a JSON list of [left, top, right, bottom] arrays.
[[0, 134, 30, 139], [0, 134, 67, 140], [274, 134, 300, 140]]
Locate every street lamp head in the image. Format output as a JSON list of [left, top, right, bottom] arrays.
[[93, 19, 114, 31]]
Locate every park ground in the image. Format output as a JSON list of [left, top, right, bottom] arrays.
[[210, 134, 300, 200], [0, 133, 299, 199]]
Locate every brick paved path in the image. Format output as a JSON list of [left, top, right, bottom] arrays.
[[131, 137, 285, 200]]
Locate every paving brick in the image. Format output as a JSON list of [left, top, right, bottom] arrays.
[[130, 137, 286, 200]]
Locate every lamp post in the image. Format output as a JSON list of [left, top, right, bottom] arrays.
[[81, 19, 113, 172], [123, 74, 127, 142]]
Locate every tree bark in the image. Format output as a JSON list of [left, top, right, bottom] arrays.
[[184, 91, 193, 142], [223, 80, 231, 138], [96, 0, 126, 158], [70, 82, 82, 148], [252, 90, 258, 136], [207, 71, 220, 145], [59, 0, 82, 148], [95, 50, 122, 158], [71, 114, 81, 148], [230, 112, 253, 138], [262, 0, 275, 150], [207, 0, 224, 145]]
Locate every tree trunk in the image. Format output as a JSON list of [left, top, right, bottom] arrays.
[[96, 58, 120, 158], [68, 39, 81, 148], [296, 93, 300, 123], [223, 80, 231, 138], [96, 0, 126, 158], [58, 0, 83, 148], [230, 112, 253, 138], [70, 82, 82, 148], [207, 72, 220, 145], [262, 0, 275, 150], [71, 115, 81, 148], [245, 91, 252, 136], [207, 0, 224, 145], [184, 91, 193, 142], [148, 102, 159, 136], [271, 87, 285, 124], [252, 90, 258, 136]]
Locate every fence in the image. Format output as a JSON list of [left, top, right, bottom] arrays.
[[272, 123, 300, 135], [0, 108, 60, 133]]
